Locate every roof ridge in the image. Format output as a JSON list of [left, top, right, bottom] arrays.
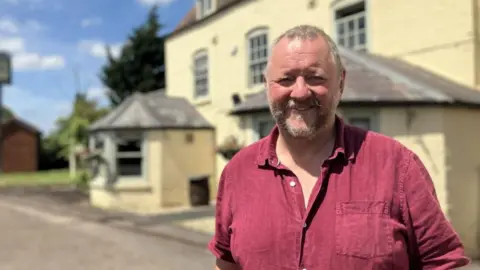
[[137, 93, 169, 126], [339, 47, 451, 101]]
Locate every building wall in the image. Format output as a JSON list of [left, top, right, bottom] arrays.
[[160, 129, 217, 208], [2, 122, 38, 172], [474, 0, 480, 88], [165, 0, 478, 181], [378, 107, 448, 210], [443, 108, 480, 259], [371, 0, 476, 87], [89, 130, 162, 214]]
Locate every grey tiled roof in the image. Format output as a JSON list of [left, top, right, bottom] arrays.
[[89, 90, 213, 131], [231, 47, 480, 114]]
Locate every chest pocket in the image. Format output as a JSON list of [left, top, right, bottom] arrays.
[[335, 201, 394, 259]]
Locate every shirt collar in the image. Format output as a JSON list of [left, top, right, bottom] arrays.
[[255, 114, 353, 167]]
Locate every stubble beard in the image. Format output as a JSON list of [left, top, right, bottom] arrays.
[[269, 99, 333, 140]]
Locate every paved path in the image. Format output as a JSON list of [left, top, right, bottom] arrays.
[[0, 198, 215, 270]]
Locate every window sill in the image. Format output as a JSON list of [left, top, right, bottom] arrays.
[[90, 176, 151, 191], [246, 84, 265, 94], [193, 97, 211, 106]]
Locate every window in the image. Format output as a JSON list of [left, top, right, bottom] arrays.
[[348, 117, 371, 130], [257, 119, 275, 139], [254, 115, 275, 141], [248, 31, 268, 86], [197, 0, 213, 18], [194, 52, 209, 98], [89, 134, 104, 151], [115, 134, 143, 177], [335, 1, 367, 52]]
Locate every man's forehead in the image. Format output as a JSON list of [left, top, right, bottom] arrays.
[[269, 37, 332, 69], [274, 36, 329, 54]]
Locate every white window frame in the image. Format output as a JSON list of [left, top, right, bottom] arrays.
[[341, 108, 379, 132], [193, 50, 209, 99], [196, 0, 214, 19], [89, 133, 105, 152], [252, 114, 276, 142], [112, 132, 147, 179], [246, 28, 269, 87], [333, 0, 368, 52]]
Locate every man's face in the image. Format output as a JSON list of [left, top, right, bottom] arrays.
[[265, 37, 344, 139]]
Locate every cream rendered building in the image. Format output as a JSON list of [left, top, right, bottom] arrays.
[[165, 0, 480, 258]]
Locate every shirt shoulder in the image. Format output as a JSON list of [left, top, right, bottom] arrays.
[[344, 124, 414, 164], [223, 137, 266, 171]]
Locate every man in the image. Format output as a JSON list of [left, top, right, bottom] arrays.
[[208, 25, 470, 270]]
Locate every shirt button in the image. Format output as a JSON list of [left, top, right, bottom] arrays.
[[303, 223, 307, 228], [289, 181, 296, 187]]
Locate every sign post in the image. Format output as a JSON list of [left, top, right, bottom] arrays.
[[0, 52, 12, 173]]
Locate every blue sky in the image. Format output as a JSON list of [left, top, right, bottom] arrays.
[[0, 0, 192, 134]]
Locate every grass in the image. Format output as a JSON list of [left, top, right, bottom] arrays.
[[0, 169, 78, 187]]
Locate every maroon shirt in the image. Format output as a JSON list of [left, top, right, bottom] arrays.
[[208, 116, 470, 269]]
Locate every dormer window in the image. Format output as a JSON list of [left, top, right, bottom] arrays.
[[197, 0, 213, 19]]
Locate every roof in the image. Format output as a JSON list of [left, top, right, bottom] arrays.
[[3, 117, 41, 134], [89, 90, 214, 131], [231, 47, 480, 114], [169, 0, 247, 37]]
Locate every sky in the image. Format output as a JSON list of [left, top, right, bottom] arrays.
[[0, 0, 193, 134]]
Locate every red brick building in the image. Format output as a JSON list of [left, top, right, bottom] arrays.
[[1, 118, 40, 173]]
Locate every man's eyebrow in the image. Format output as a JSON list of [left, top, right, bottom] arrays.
[[279, 66, 327, 75]]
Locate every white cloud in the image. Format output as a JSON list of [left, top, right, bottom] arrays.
[[81, 17, 102, 28], [0, 34, 65, 71], [78, 40, 122, 59], [137, 0, 175, 6], [0, 37, 65, 71], [0, 37, 25, 52], [86, 86, 107, 100], [4, 86, 71, 133], [0, 17, 45, 34], [13, 53, 65, 71], [0, 18, 19, 33]]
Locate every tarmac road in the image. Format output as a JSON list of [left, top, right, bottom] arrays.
[[0, 193, 478, 270], [0, 198, 215, 270]]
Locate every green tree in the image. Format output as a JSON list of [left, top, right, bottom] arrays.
[[47, 93, 109, 159], [2, 106, 14, 120], [99, 5, 166, 106]]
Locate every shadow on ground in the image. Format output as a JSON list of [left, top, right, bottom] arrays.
[[0, 185, 215, 226]]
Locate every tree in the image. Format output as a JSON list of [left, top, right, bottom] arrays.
[[2, 106, 14, 120], [47, 93, 109, 159], [100, 5, 166, 106]]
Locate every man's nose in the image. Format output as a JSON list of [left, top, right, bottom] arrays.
[[290, 76, 311, 100]]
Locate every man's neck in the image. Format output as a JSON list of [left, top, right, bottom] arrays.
[[276, 122, 336, 169]]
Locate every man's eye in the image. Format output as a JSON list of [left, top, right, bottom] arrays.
[[306, 75, 325, 81], [306, 76, 326, 85], [278, 77, 295, 82]]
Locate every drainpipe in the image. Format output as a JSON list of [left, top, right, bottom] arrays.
[[473, 0, 480, 89]]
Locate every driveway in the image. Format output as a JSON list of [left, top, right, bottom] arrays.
[[0, 197, 215, 270]]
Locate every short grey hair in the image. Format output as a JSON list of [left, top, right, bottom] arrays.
[[264, 25, 344, 77]]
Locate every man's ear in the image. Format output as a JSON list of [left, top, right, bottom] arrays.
[[339, 69, 346, 94]]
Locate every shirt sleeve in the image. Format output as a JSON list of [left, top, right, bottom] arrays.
[[402, 152, 470, 269], [207, 167, 236, 263]]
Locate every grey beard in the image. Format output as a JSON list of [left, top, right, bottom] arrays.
[[269, 102, 330, 140]]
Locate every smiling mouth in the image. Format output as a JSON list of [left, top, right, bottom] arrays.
[[291, 106, 315, 112]]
